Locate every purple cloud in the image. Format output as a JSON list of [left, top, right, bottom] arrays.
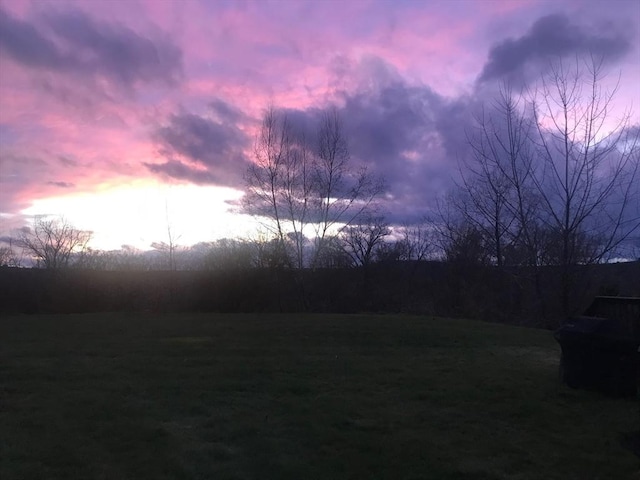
[[243, 64, 463, 224], [147, 107, 250, 186], [478, 13, 633, 85], [0, 5, 182, 90]]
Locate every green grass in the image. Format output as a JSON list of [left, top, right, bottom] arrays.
[[0, 313, 637, 479]]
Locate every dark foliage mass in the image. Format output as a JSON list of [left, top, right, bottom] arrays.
[[1, 261, 638, 329]]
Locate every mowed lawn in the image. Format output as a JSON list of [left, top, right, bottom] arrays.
[[1, 313, 637, 480]]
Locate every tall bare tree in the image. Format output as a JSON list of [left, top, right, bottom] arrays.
[[310, 108, 382, 267], [244, 107, 309, 267], [530, 58, 639, 313], [460, 85, 541, 267], [150, 199, 181, 270], [19, 216, 92, 269], [244, 106, 383, 268], [458, 57, 639, 316]]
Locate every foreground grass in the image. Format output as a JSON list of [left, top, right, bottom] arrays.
[[0, 313, 637, 480]]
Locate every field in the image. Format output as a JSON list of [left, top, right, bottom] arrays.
[[1, 313, 638, 479]]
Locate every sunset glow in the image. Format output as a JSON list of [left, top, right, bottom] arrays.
[[1, 0, 638, 250], [21, 183, 248, 250]]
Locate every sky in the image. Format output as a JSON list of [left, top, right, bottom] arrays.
[[0, 0, 639, 251]]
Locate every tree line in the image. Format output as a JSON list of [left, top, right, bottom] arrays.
[[1, 216, 436, 271]]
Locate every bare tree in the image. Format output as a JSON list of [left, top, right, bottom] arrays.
[[199, 238, 255, 271], [244, 106, 383, 268], [312, 235, 352, 268], [244, 107, 302, 267], [0, 246, 14, 267], [114, 245, 153, 271], [340, 213, 391, 267], [150, 240, 181, 270], [395, 221, 436, 261], [147, 202, 181, 270], [0, 238, 23, 267], [164, 199, 180, 270], [529, 57, 639, 313], [457, 57, 639, 317], [310, 108, 383, 267], [444, 224, 491, 265], [244, 230, 293, 269], [72, 247, 108, 270], [460, 85, 541, 267], [373, 239, 408, 263], [19, 216, 92, 269], [457, 85, 552, 317], [532, 59, 638, 258]]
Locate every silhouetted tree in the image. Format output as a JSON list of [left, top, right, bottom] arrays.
[[201, 238, 255, 270], [244, 106, 383, 268], [443, 224, 491, 266], [244, 108, 308, 267], [459, 85, 538, 267], [395, 221, 437, 261], [373, 239, 408, 263], [313, 235, 352, 268], [19, 216, 92, 269], [457, 57, 639, 316], [310, 109, 384, 267], [340, 213, 391, 267], [0, 238, 22, 267], [530, 58, 639, 313]]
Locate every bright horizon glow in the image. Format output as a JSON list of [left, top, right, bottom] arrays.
[[21, 183, 255, 251]]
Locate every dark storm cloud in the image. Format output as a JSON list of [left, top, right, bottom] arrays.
[[0, 5, 182, 88], [149, 109, 250, 186], [236, 61, 477, 224], [0, 6, 61, 69], [155, 112, 248, 167], [277, 107, 322, 141], [271, 78, 468, 223], [341, 82, 440, 168], [339, 80, 474, 221], [433, 94, 481, 162], [478, 13, 633, 85]]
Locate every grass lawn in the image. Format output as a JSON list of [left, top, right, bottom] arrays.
[[1, 313, 638, 479]]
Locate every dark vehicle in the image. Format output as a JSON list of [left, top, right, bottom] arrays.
[[554, 296, 640, 397]]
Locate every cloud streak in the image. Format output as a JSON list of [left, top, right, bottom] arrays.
[[46, 181, 75, 188], [0, 5, 183, 90]]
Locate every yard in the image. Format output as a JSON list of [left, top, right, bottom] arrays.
[[1, 313, 637, 479]]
